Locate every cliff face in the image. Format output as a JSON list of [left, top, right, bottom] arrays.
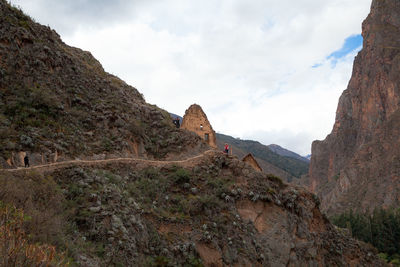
[[0, 0, 206, 167], [309, 0, 400, 215]]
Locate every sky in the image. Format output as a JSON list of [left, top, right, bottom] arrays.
[[11, 0, 372, 156]]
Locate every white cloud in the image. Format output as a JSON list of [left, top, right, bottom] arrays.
[[13, 0, 372, 155]]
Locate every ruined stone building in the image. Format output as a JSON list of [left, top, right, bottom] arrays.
[[242, 153, 263, 172], [181, 104, 217, 148]]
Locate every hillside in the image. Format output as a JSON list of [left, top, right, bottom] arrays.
[[0, 1, 207, 168], [0, 1, 387, 266], [309, 0, 400, 215], [267, 144, 309, 163], [0, 151, 384, 266], [216, 133, 309, 181]]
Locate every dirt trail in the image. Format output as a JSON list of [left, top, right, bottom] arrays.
[[0, 150, 218, 174]]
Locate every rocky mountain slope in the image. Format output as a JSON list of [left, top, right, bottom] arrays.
[[268, 144, 309, 163], [217, 133, 309, 182], [0, 152, 384, 266], [0, 1, 386, 266], [309, 0, 400, 215], [0, 0, 207, 168]]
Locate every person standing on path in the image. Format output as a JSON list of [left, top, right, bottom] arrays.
[[224, 143, 229, 154], [24, 154, 30, 168]]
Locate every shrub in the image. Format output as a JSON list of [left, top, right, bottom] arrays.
[[0, 172, 65, 246], [172, 168, 191, 185], [0, 202, 68, 266]]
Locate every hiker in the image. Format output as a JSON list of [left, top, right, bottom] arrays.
[[224, 143, 229, 154], [24, 154, 30, 168], [200, 124, 203, 131], [175, 117, 180, 128]]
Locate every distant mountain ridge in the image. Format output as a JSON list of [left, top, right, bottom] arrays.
[[216, 133, 309, 181], [267, 144, 309, 162], [169, 112, 310, 181]]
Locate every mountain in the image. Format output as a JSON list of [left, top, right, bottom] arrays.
[[267, 144, 309, 162], [0, 1, 385, 266], [0, 1, 207, 168], [309, 0, 400, 215], [216, 133, 309, 182]]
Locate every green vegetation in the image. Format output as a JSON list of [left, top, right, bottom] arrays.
[[127, 166, 231, 221], [331, 208, 400, 265], [4, 0, 34, 27], [0, 84, 62, 157]]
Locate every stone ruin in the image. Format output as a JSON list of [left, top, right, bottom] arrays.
[[242, 153, 262, 172], [181, 104, 217, 148]]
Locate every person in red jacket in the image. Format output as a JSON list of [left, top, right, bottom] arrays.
[[224, 143, 229, 154]]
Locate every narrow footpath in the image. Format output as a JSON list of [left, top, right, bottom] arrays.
[[0, 150, 218, 174]]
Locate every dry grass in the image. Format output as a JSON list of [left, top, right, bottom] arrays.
[[0, 202, 68, 266], [0, 172, 65, 246]]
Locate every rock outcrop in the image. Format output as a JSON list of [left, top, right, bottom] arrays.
[[309, 0, 400, 215], [181, 104, 217, 148]]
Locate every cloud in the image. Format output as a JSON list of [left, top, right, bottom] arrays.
[[11, 0, 150, 33], [12, 0, 372, 155]]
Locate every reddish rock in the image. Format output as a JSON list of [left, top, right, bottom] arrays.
[[309, 0, 400, 215]]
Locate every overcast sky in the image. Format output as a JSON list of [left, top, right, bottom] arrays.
[[12, 0, 372, 155]]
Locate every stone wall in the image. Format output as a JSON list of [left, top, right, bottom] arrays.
[[242, 154, 262, 172], [181, 104, 217, 148]]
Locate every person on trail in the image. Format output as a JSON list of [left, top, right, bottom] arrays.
[[224, 143, 229, 154], [24, 155, 30, 168], [200, 124, 203, 131], [172, 117, 180, 128]]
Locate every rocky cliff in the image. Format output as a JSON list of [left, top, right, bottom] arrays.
[[0, 0, 206, 167], [309, 0, 400, 215]]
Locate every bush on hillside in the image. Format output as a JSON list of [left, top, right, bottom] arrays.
[[0, 202, 68, 266]]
